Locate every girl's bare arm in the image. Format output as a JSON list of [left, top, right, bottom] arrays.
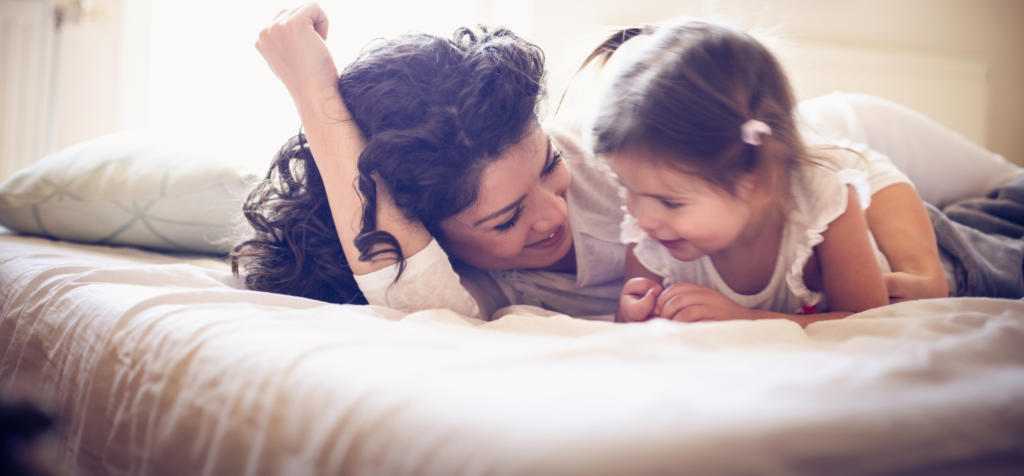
[[815, 186, 891, 312]]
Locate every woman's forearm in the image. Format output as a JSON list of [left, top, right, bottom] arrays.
[[256, 4, 431, 276], [867, 183, 949, 300], [294, 82, 432, 275]]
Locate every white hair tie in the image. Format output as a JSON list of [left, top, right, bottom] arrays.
[[740, 119, 771, 146]]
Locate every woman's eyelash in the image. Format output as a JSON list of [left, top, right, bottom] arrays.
[[493, 149, 558, 233], [494, 206, 523, 232], [661, 200, 685, 209], [541, 150, 562, 177]]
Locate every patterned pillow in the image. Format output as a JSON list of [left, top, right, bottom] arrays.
[[0, 130, 260, 254]]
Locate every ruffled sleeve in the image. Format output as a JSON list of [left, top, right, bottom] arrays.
[[783, 165, 872, 309], [814, 140, 912, 196], [353, 238, 483, 319]]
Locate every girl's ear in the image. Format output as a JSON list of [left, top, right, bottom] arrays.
[[735, 173, 759, 202]]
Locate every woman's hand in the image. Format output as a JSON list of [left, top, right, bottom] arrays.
[[655, 282, 749, 322], [256, 3, 339, 112], [884, 271, 949, 303], [616, 277, 662, 323]]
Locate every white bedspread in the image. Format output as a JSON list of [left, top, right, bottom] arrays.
[[1, 233, 1022, 475]]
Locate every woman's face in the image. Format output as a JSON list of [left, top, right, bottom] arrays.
[[439, 127, 573, 271]]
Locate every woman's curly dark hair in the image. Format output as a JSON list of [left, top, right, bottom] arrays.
[[231, 26, 546, 304]]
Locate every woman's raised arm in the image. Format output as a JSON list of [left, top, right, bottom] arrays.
[[254, 4, 432, 275]]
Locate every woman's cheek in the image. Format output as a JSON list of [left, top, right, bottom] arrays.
[[497, 230, 531, 257], [554, 162, 571, 192]]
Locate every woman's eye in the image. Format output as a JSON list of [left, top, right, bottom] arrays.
[[541, 150, 563, 177], [660, 199, 685, 209], [493, 207, 523, 232]]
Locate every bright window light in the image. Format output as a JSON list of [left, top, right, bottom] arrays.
[[140, 0, 497, 172]]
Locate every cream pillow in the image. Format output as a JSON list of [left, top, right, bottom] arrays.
[[0, 130, 260, 254]]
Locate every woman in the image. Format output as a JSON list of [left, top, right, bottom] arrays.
[[236, 3, 627, 319], [235, 4, 1010, 320]]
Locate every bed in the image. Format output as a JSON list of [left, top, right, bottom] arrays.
[[2, 132, 1023, 476]]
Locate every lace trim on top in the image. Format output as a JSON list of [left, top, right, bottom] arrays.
[[783, 165, 871, 308], [621, 164, 871, 312]]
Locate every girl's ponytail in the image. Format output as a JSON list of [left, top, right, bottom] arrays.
[[555, 26, 653, 115], [579, 26, 652, 71]]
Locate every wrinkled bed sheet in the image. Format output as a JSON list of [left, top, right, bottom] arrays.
[[1, 233, 1023, 476]]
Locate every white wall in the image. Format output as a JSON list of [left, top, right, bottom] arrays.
[[49, 0, 497, 174], [524, 0, 1024, 164], [44, 0, 1024, 168], [51, 0, 121, 153], [0, 0, 55, 180]]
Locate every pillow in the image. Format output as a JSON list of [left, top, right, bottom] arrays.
[[0, 130, 261, 254]]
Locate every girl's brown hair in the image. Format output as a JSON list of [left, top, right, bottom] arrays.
[[589, 20, 809, 198]]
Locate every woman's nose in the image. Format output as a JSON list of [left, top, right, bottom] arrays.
[[532, 187, 568, 233]]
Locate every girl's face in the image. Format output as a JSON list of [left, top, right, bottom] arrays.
[[439, 127, 574, 271], [608, 150, 755, 262]]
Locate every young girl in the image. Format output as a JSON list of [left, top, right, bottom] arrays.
[[589, 21, 893, 326]]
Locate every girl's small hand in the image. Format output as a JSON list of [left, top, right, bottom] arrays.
[[256, 3, 338, 107], [616, 277, 663, 323], [655, 282, 748, 322]]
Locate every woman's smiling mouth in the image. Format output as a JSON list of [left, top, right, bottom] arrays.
[[526, 225, 565, 249]]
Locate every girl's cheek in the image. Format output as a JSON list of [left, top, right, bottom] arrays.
[[627, 197, 648, 223]]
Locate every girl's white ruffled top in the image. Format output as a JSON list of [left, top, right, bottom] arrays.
[[622, 156, 891, 315]]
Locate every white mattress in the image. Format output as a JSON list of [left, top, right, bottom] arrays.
[[1, 232, 1023, 475]]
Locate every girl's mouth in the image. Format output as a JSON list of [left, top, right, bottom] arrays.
[[657, 238, 687, 249]]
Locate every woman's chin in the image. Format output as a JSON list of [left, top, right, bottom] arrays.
[[518, 237, 571, 272], [540, 241, 575, 271]]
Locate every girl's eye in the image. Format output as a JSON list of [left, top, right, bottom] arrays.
[[660, 199, 685, 209], [541, 150, 563, 177], [493, 206, 523, 232]]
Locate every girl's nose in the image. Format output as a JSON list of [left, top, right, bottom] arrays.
[[632, 200, 660, 232]]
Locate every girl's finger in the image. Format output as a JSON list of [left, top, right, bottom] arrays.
[[667, 304, 707, 323], [622, 277, 655, 296], [638, 287, 659, 309], [658, 292, 701, 320], [654, 282, 699, 315]]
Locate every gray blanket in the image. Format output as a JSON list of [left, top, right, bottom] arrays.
[[943, 176, 1024, 238], [927, 177, 1024, 298]]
